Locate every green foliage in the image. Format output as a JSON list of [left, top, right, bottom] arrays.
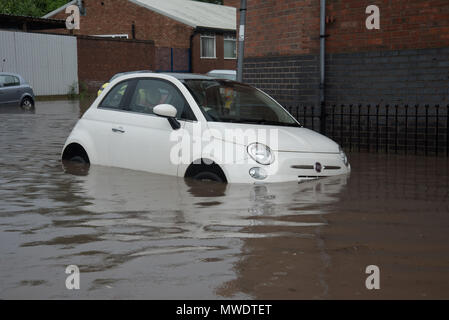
[[0, 0, 69, 17], [0, 0, 225, 18], [67, 81, 78, 99]]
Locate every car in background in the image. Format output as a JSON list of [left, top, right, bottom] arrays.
[[97, 70, 152, 96], [206, 69, 236, 81], [0, 72, 35, 109]]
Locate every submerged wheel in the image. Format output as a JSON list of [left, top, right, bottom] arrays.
[[192, 171, 224, 183], [20, 97, 34, 110], [69, 155, 88, 164]]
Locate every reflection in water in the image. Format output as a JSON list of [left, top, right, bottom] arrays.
[[0, 105, 35, 114], [217, 154, 449, 299], [1, 99, 449, 299], [63, 164, 347, 239]]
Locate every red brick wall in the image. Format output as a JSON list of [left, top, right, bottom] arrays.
[[50, 0, 192, 48], [224, 0, 449, 56], [191, 33, 237, 74], [224, 0, 320, 57], [326, 0, 449, 53], [49, 0, 237, 73], [77, 35, 155, 92]]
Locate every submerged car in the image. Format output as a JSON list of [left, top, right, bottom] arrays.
[[0, 72, 35, 109], [97, 70, 152, 96], [62, 73, 350, 183]]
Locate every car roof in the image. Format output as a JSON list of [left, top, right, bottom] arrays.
[[0, 72, 25, 82], [207, 70, 236, 75], [0, 72, 20, 77], [161, 73, 215, 80], [110, 72, 234, 83], [110, 70, 153, 80]]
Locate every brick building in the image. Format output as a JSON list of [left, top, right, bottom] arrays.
[[225, 0, 449, 107], [225, 0, 449, 155], [45, 0, 237, 74]]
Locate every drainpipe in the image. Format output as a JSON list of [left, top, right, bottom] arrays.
[[319, 0, 326, 134], [237, 0, 247, 82], [189, 30, 197, 73]]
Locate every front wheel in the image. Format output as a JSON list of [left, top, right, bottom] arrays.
[[69, 155, 88, 164], [20, 97, 34, 110], [192, 171, 224, 183]]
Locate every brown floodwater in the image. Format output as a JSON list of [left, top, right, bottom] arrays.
[[0, 99, 448, 299]]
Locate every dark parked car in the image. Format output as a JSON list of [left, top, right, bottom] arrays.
[[0, 72, 35, 109]]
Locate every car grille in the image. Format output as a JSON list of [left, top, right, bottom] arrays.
[[291, 165, 341, 171]]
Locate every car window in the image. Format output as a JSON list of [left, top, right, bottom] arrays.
[[127, 79, 196, 121], [99, 81, 130, 109], [0, 75, 20, 87], [183, 79, 299, 127]]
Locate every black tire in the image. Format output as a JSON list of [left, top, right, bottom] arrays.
[[20, 97, 34, 110], [69, 155, 88, 164], [192, 171, 224, 182]]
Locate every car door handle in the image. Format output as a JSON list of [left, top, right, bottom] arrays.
[[112, 127, 125, 133]]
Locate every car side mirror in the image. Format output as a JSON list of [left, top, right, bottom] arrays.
[[153, 104, 181, 130]]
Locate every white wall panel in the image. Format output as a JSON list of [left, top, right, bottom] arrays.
[[0, 30, 78, 96]]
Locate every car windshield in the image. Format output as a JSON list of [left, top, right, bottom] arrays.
[[182, 79, 300, 127]]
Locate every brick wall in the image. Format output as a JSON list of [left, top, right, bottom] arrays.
[[48, 0, 236, 73], [325, 0, 449, 54], [225, 0, 449, 107], [50, 0, 193, 48], [224, 0, 449, 156], [191, 33, 237, 74], [225, 0, 449, 56], [326, 47, 449, 105], [225, 0, 320, 57], [77, 35, 155, 92], [243, 54, 320, 106]]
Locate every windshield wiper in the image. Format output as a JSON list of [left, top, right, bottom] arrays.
[[237, 119, 300, 127], [209, 118, 300, 127]]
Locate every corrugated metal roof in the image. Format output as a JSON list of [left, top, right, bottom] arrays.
[[42, 0, 77, 19], [43, 0, 236, 31], [129, 0, 236, 31]]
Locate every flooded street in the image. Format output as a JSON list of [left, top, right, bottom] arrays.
[[1, 99, 449, 299]]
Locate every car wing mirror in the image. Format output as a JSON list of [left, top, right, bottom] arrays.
[[153, 104, 181, 130]]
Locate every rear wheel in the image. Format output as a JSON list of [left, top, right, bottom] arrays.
[[20, 97, 34, 110]]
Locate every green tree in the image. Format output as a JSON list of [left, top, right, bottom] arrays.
[[0, 0, 225, 17], [0, 0, 69, 17]]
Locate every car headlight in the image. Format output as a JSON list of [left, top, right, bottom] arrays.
[[339, 146, 349, 167], [247, 143, 274, 165]]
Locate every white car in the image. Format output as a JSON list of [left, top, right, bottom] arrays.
[[62, 73, 350, 183]]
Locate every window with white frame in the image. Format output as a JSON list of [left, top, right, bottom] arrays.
[[224, 34, 236, 59], [200, 33, 216, 59]]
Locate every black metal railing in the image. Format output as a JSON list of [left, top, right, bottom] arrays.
[[287, 104, 449, 156]]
